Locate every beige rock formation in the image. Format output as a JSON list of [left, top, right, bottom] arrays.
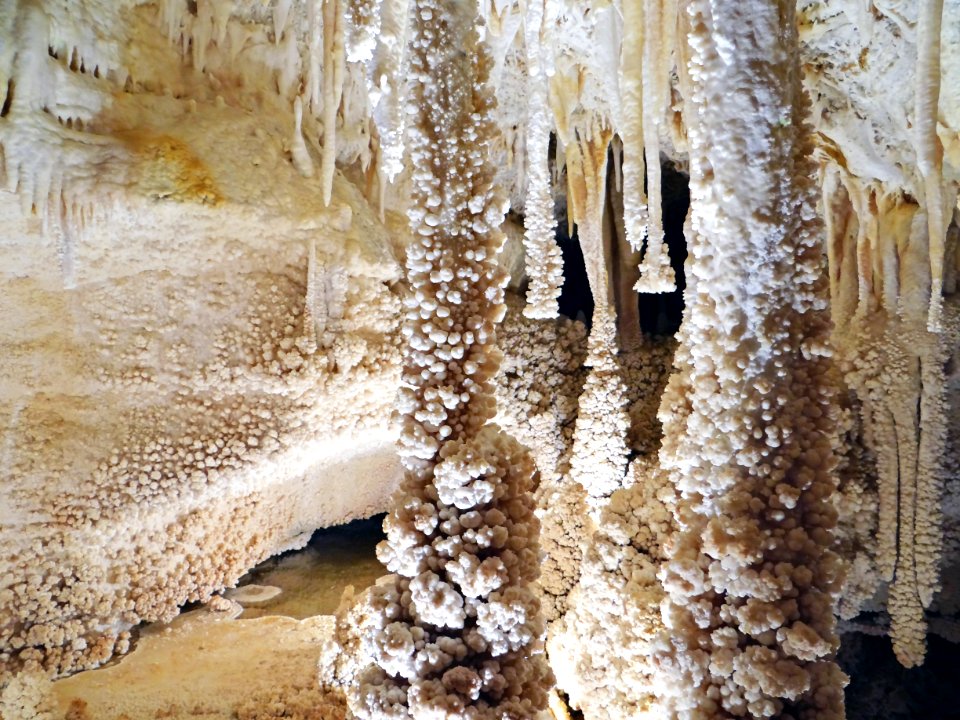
[[1, 0, 960, 718]]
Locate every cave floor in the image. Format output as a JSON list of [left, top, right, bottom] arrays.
[[51, 518, 387, 720]]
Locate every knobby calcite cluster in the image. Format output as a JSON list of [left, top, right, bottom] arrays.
[[348, 1, 551, 717], [654, 1, 846, 716], [799, 0, 960, 666]]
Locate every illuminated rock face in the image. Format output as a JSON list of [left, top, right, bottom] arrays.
[[2, 0, 960, 716], [0, 0, 404, 681]]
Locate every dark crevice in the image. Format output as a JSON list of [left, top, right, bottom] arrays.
[[840, 632, 960, 720], [555, 149, 689, 337], [1, 78, 14, 118], [637, 159, 688, 337], [557, 222, 594, 325]]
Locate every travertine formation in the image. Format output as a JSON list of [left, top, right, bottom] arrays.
[[348, 2, 551, 717], [0, 0, 405, 683], [653, 1, 847, 717], [801, 0, 960, 665], [823, 175, 949, 666]]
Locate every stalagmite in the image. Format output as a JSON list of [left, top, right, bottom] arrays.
[[655, 1, 847, 716], [350, 1, 551, 716], [520, 0, 564, 320], [548, 458, 673, 720], [567, 306, 630, 515]]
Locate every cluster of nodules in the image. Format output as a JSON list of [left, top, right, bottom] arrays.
[[48, 405, 280, 526], [1, 488, 288, 680], [820, 171, 950, 667], [353, 427, 550, 719], [569, 310, 631, 513], [350, 2, 552, 716], [53, 271, 395, 527], [655, 288, 847, 717], [494, 297, 588, 479], [656, 263, 846, 715], [549, 460, 673, 720], [395, 16, 506, 467], [653, 300, 847, 718]]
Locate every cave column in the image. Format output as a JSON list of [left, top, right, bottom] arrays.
[[655, 0, 847, 716]]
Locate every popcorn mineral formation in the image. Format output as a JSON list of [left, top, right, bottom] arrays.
[[1, 0, 960, 718]]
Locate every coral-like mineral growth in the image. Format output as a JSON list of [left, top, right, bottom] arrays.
[[654, 0, 848, 716], [349, 1, 552, 717]]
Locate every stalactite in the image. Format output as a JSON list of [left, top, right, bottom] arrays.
[[915, 0, 946, 332], [634, 0, 676, 295], [618, 0, 648, 258], [306, 0, 323, 115], [607, 141, 643, 351], [520, 0, 564, 320], [822, 166, 861, 330], [559, 123, 632, 521], [826, 174, 948, 667], [350, 1, 551, 716], [274, 0, 295, 45], [0, 1, 121, 230], [372, 0, 410, 194], [321, 0, 345, 206], [655, 1, 846, 716], [564, 124, 614, 327], [885, 205, 947, 667], [192, 0, 215, 73]]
